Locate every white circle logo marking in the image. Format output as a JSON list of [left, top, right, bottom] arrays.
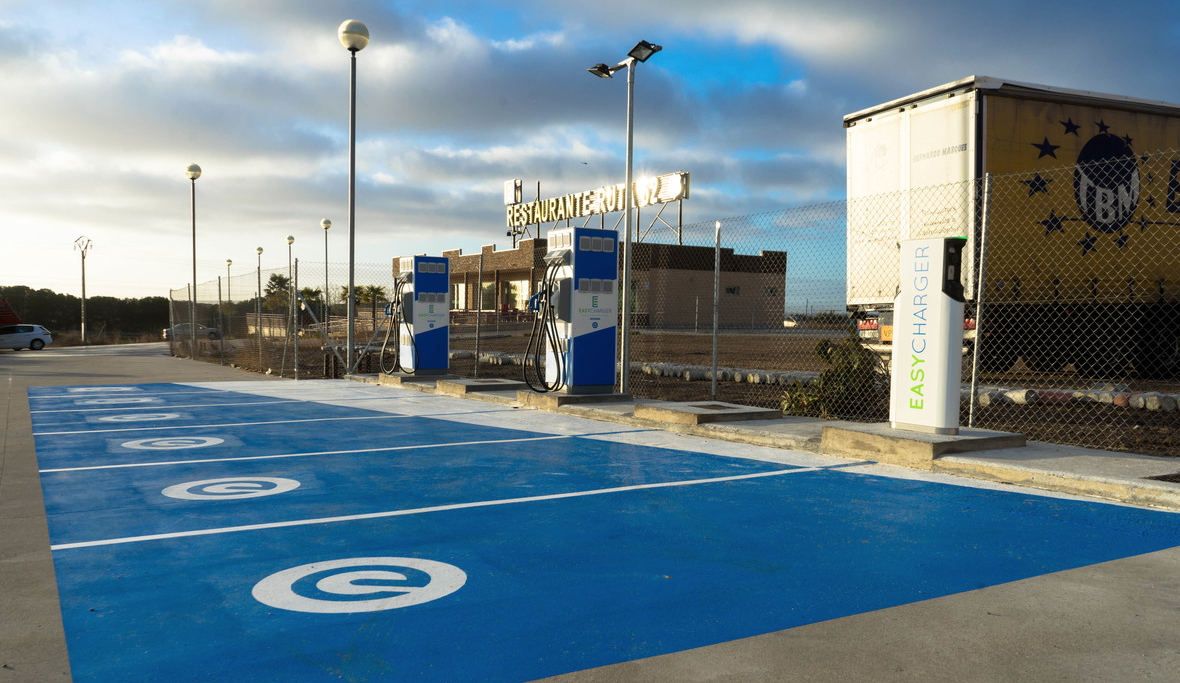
[[77, 397, 157, 405], [122, 436, 224, 450], [252, 557, 467, 614], [98, 413, 181, 423], [162, 477, 300, 500]]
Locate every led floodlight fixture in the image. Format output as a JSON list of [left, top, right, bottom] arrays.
[[627, 40, 661, 62]]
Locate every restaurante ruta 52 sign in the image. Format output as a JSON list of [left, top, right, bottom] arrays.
[[506, 171, 690, 228]]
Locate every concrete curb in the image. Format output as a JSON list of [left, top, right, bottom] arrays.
[[347, 373, 1180, 511]]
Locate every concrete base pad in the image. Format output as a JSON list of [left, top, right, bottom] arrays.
[[436, 378, 527, 397], [516, 390, 632, 410], [821, 422, 1025, 470], [634, 401, 782, 425], [377, 372, 456, 388]]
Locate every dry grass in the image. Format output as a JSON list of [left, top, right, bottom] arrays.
[[52, 331, 159, 347]]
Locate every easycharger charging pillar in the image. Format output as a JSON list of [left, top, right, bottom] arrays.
[[889, 237, 967, 434], [546, 226, 619, 394], [397, 255, 450, 375]]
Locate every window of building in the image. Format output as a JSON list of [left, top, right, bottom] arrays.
[[480, 283, 496, 310], [725, 286, 741, 296], [505, 280, 529, 310]]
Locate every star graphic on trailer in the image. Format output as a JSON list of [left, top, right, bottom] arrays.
[[1097, 120, 1111, 133], [1022, 172, 1052, 196], [1032, 137, 1059, 158], [1040, 210, 1066, 236], [1060, 118, 1080, 135], [1077, 232, 1098, 255], [1116, 234, 1130, 249]]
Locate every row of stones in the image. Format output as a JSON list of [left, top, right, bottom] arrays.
[[451, 351, 1180, 412]]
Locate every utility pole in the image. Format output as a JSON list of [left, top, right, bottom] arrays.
[[74, 237, 93, 344]]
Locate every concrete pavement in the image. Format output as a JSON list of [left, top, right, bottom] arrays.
[[385, 375, 1180, 512], [4, 343, 1180, 683]]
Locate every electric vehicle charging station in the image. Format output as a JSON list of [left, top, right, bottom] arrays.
[[524, 226, 619, 394], [388, 255, 450, 376], [889, 237, 967, 434]]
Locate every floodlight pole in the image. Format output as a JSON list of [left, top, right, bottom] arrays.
[[186, 164, 202, 360], [191, 177, 197, 359], [589, 41, 659, 395], [338, 20, 369, 373], [346, 46, 358, 372], [620, 58, 636, 395]]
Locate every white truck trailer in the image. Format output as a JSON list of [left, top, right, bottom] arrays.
[[844, 76, 1180, 378]]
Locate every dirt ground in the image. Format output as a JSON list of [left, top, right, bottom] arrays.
[[451, 330, 1180, 458]]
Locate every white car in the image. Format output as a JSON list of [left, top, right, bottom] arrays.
[[0, 324, 53, 350]]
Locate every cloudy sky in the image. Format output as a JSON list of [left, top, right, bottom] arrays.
[[3, 0, 1178, 299]]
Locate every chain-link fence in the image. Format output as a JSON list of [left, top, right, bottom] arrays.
[[626, 204, 862, 413], [968, 150, 1180, 456], [169, 150, 1180, 456], [168, 261, 399, 378]]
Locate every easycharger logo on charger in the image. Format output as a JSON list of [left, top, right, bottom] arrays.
[[904, 246, 932, 411], [890, 237, 963, 434], [575, 289, 613, 334], [577, 298, 608, 314]]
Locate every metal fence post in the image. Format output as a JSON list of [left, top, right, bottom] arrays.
[[474, 253, 483, 378], [257, 263, 263, 373], [186, 283, 193, 359], [968, 174, 993, 428], [712, 220, 721, 401], [217, 276, 224, 366], [294, 259, 300, 381]]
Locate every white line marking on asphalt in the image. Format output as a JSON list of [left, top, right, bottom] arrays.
[[32, 406, 538, 436], [38, 434, 578, 473], [33, 413, 416, 435], [50, 466, 816, 551], [29, 395, 506, 415], [29, 390, 406, 402], [29, 399, 303, 414]]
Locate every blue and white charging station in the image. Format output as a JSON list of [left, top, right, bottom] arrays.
[[524, 227, 618, 394], [889, 237, 967, 434], [390, 255, 450, 375]]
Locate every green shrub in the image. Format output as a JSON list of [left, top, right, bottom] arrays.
[[781, 335, 889, 420]]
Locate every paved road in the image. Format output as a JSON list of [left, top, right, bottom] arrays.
[[0, 342, 172, 357], [4, 344, 1180, 683]]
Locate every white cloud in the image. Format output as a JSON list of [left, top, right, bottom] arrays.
[[492, 30, 566, 53], [145, 35, 252, 66], [4, 0, 1180, 300]]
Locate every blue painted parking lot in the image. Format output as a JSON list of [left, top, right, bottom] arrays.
[[30, 381, 1180, 683]]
